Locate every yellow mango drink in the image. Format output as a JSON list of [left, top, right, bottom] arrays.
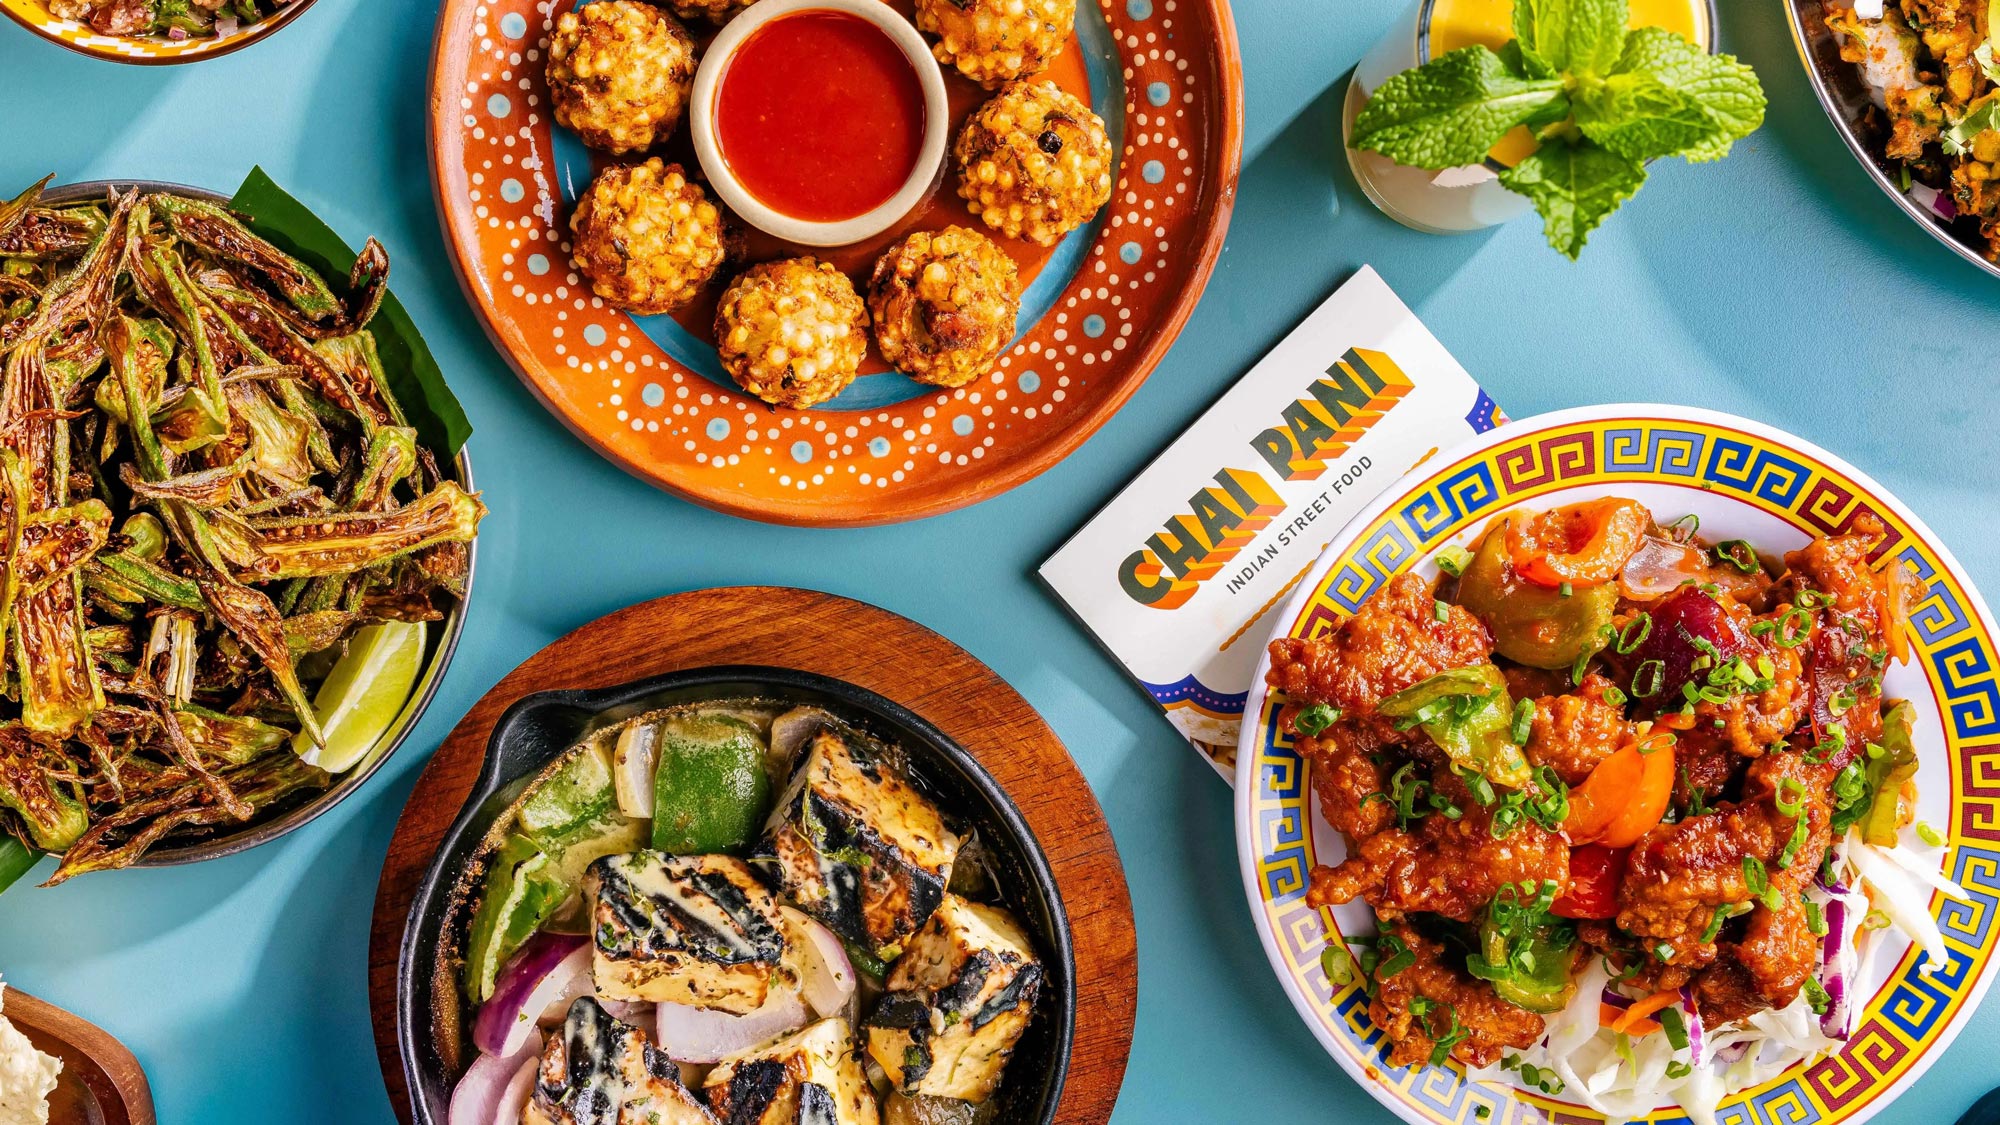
[[1344, 0, 1717, 234]]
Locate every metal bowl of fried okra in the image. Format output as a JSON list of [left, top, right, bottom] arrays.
[[0, 177, 484, 883]]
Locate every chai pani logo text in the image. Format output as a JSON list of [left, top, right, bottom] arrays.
[[1117, 348, 1412, 609]]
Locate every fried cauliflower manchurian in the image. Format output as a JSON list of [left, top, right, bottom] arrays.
[[570, 160, 728, 315], [1370, 924, 1546, 1069], [916, 0, 1077, 89], [547, 1, 698, 155], [1261, 498, 1928, 1083], [715, 258, 870, 409], [955, 81, 1114, 246], [868, 226, 1020, 389]]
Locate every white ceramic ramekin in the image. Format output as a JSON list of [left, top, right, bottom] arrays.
[[690, 0, 950, 247]]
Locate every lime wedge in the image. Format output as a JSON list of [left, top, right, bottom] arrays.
[[292, 621, 427, 773]]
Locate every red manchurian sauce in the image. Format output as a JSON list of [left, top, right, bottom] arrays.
[[715, 10, 928, 224]]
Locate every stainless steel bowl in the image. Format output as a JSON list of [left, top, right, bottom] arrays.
[[26, 179, 478, 868], [1784, 1, 2000, 280]]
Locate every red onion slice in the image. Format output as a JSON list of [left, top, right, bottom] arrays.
[[1619, 535, 1708, 601], [1599, 986, 1634, 1010], [493, 1051, 540, 1125], [786, 908, 857, 1018], [612, 721, 659, 818], [474, 933, 589, 1057], [1675, 986, 1706, 1061], [1820, 896, 1853, 1038], [449, 1030, 541, 1125], [769, 708, 838, 771], [656, 986, 809, 1064]]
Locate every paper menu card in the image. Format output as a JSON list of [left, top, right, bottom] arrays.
[[1039, 267, 1504, 780]]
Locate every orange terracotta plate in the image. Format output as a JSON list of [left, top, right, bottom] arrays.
[[429, 0, 1242, 525]]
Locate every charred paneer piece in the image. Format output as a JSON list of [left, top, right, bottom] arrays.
[[863, 896, 1042, 1103], [702, 1016, 880, 1125], [758, 729, 961, 960], [586, 852, 788, 1014], [525, 997, 716, 1125]]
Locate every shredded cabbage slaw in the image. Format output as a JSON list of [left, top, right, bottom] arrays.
[[1461, 829, 1965, 1125]]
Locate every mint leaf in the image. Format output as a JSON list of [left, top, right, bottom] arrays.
[[1352, 47, 1567, 170], [1511, 0, 1629, 77], [1610, 28, 1767, 163], [1500, 40, 1559, 82], [1573, 72, 1719, 161], [1497, 135, 1647, 259]]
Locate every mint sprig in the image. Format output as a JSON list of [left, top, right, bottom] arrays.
[[1351, 0, 1766, 258]]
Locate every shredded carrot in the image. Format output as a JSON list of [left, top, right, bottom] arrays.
[[1600, 988, 1679, 1036]]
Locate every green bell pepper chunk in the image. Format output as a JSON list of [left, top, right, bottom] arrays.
[[1454, 526, 1618, 670], [461, 833, 570, 1004], [1378, 664, 1531, 788], [1860, 702, 1919, 847]]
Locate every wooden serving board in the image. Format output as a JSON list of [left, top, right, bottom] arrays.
[[5, 989, 155, 1125], [368, 586, 1137, 1122]]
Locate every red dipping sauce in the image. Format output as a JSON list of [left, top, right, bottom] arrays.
[[715, 10, 928, 224]]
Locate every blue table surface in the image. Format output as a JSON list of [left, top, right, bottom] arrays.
[[5, 1, 2000, 1121]]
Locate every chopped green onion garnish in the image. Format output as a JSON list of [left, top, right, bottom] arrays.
[[1660, 1006, 1689, 1051], [1294, 702, 1341, 737], [1321, 943, 1355, 987], [1436, 545, 1474, 578], [1511, 698, 1536, 746], [1632, 659, 1666, 698]]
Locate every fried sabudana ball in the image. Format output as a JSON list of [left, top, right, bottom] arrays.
[[716, 258, 870, 409], [571, 159, 728, 315], [916, 0, 1075, 89], [868, 227, 1020, 389], [662, 0, 758, 23], [547, 1, 697, 155], [955, 81, 1114, 246]]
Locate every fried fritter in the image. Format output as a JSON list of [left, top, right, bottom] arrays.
[[547, 1, 698, 155], [954, 81, 1113, 246], [868, 226, 1020, 389]]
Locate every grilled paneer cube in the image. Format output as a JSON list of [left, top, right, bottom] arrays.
[[703, 1016, 880, 1125], [526, 997, 716, 1125], [587, 851, 788, 1014], [864, 896, 1042, 1103], [758, 729, 961, 960]]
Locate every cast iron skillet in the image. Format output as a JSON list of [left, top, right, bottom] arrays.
[[397, 665, 1076, 1124]]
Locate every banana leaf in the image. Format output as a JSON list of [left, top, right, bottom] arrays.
[[228, 168, 471, 455]]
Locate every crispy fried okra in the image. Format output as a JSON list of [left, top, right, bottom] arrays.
[[716, 258, 871, 409], [570, 159, 728, 315], [547, 0, 698, 155], [955, 80, 1114, 246], [868, 227, 1020, 389]]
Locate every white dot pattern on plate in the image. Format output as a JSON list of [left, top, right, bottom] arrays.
[[446, 0, 1214, 506]]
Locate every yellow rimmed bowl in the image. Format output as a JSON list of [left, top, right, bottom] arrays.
[[1, 0, 318, 64], [1237, 403, 2000, 1125]]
